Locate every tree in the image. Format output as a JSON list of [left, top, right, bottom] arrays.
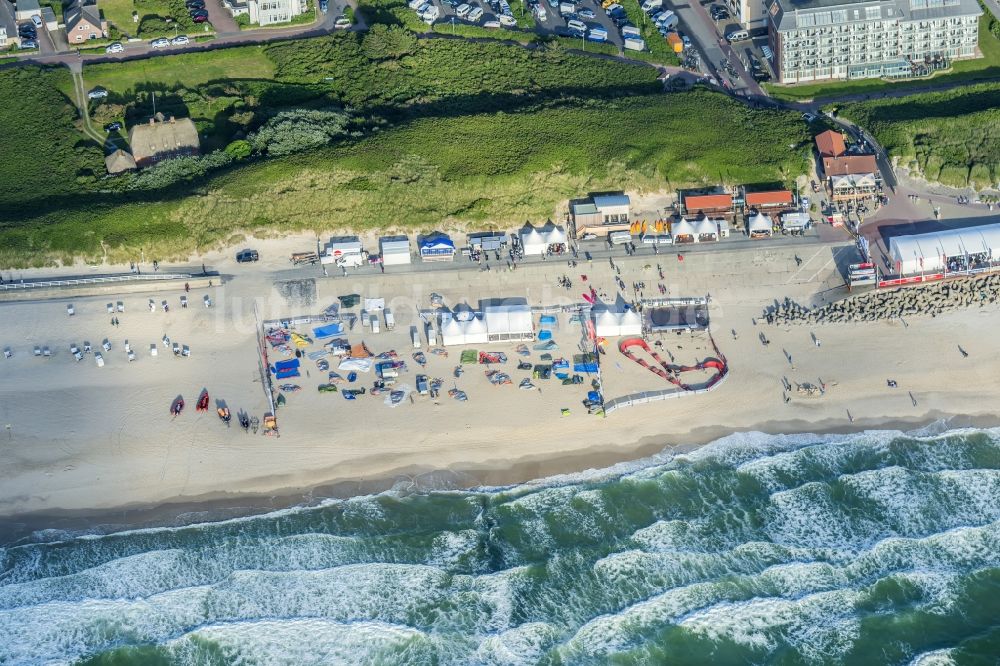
[[249, 109, 351, 157]]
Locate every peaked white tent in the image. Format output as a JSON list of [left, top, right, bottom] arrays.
[[440, 316, 465, 346], [592, 307, 642, 337], [671, 218, 697, 243], [694, 218, 718, 241], [748, 213, 772, 238], [464, 315, 489, 343]]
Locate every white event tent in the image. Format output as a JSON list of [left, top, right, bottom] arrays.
[[889, 223, 1000, 275]]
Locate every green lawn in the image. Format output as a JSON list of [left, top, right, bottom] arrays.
[[765, 13, 1000, 102], [101, 0, 139, 35], [82, 45, 275, 92]]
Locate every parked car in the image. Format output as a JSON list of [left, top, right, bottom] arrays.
[[566, 18, 586, 34], [236, 249, 259, 263], [190, 8, 209, 16], [19, 39, 38, 49], [467, 6, 483, 20], [577, 7, 594, 17], [319, 0, 328, 11], [87, 87, 109, 99], [105, 121, 122, 132], [334, 15, 351, 27], [30, 14, 42, 27], [185, 0, 205, 6], [802, 112, 817, 123], [171, 34, 190, 45], [150, 37, 170, 48], [105, 41, 124, 54], [192, 14, 209, 21], [456, 3, 471, 16]]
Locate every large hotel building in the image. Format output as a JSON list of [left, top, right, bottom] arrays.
[[765, 0, 982, 83]]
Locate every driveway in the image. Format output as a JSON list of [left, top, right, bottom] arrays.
[[206, 0, 240, 35]]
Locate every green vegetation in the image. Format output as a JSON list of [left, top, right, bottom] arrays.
[[0, 34, 810, 265], [0, 67, 104, 215], [619, 0, 678, 65], [836, 83, 1000, 189], [766, 12, 1000, 102]]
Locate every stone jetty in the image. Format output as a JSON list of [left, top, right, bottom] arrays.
[[764, 274, 1000, 325]]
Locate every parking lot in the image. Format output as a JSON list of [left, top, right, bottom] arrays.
[[411, 0, 639, 51]]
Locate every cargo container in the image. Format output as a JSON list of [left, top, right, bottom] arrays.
[[623, 36, 645, 51]]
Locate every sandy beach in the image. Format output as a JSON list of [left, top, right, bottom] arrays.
[[1, 233, 998, 530]]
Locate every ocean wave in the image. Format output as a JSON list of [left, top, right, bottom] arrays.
[[4, 427, 1000, 664]]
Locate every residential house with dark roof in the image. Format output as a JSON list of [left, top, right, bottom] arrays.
[[65, 0, 107, 43]]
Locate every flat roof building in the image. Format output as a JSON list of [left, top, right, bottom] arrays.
[[766, 0, 981, 84], [571, 193, 631, 237]]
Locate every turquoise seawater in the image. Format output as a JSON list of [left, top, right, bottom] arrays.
[[3, 428, 1000, 665]]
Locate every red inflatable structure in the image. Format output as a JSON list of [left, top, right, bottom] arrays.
[[618, 337, 728, 390]]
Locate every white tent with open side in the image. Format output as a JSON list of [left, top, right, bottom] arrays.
[[693, 217, 718, 242], [671, 218, 697, 243], [748, 213, 772, 238]]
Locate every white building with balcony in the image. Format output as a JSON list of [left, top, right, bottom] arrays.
[[766, 0, 981, 83], [248, 0, 306, 25]]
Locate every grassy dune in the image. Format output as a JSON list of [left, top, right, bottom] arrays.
[[0, 34, 809, 266], [836, 83, 1000, 189]]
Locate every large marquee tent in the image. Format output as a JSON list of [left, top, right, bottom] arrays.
[[889, 223, 1000, 275]]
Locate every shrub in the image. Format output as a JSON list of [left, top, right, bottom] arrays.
[[249, 108, 352, 156], [225, 139, 252, 159]]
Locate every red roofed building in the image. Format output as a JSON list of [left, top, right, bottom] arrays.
[[744, 190, 794, 210], [822, 155, 877, 177], [815, 130, 846, 158], [683, 193, 733, 216]]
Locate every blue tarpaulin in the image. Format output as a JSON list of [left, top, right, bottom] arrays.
[[538, 330, 553, 341], [539, 315, 557, 325], [274, 358, 300, 372], [313, 323, 344, 339], [275, 368, 300, 379]]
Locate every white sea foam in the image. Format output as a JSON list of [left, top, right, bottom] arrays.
[[679, 589, 863, 661], [908, 647, 957, 666], [170, 618, 440, 665], [473, 621, 561, 666], [429, 530, 481, 569]]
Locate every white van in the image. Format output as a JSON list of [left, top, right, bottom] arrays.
[[384, 309, 395, 330], [640, 0, 661, 11], [621, 24, 641, 39], [456, 2, 471, 15], [567, 18, 586, 33], [560, 0, 574, 14], [609, 230, 632, 245], [371, 314, 380, 334], [726, 29, 749, 42], [468, 5, 483, 19]]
